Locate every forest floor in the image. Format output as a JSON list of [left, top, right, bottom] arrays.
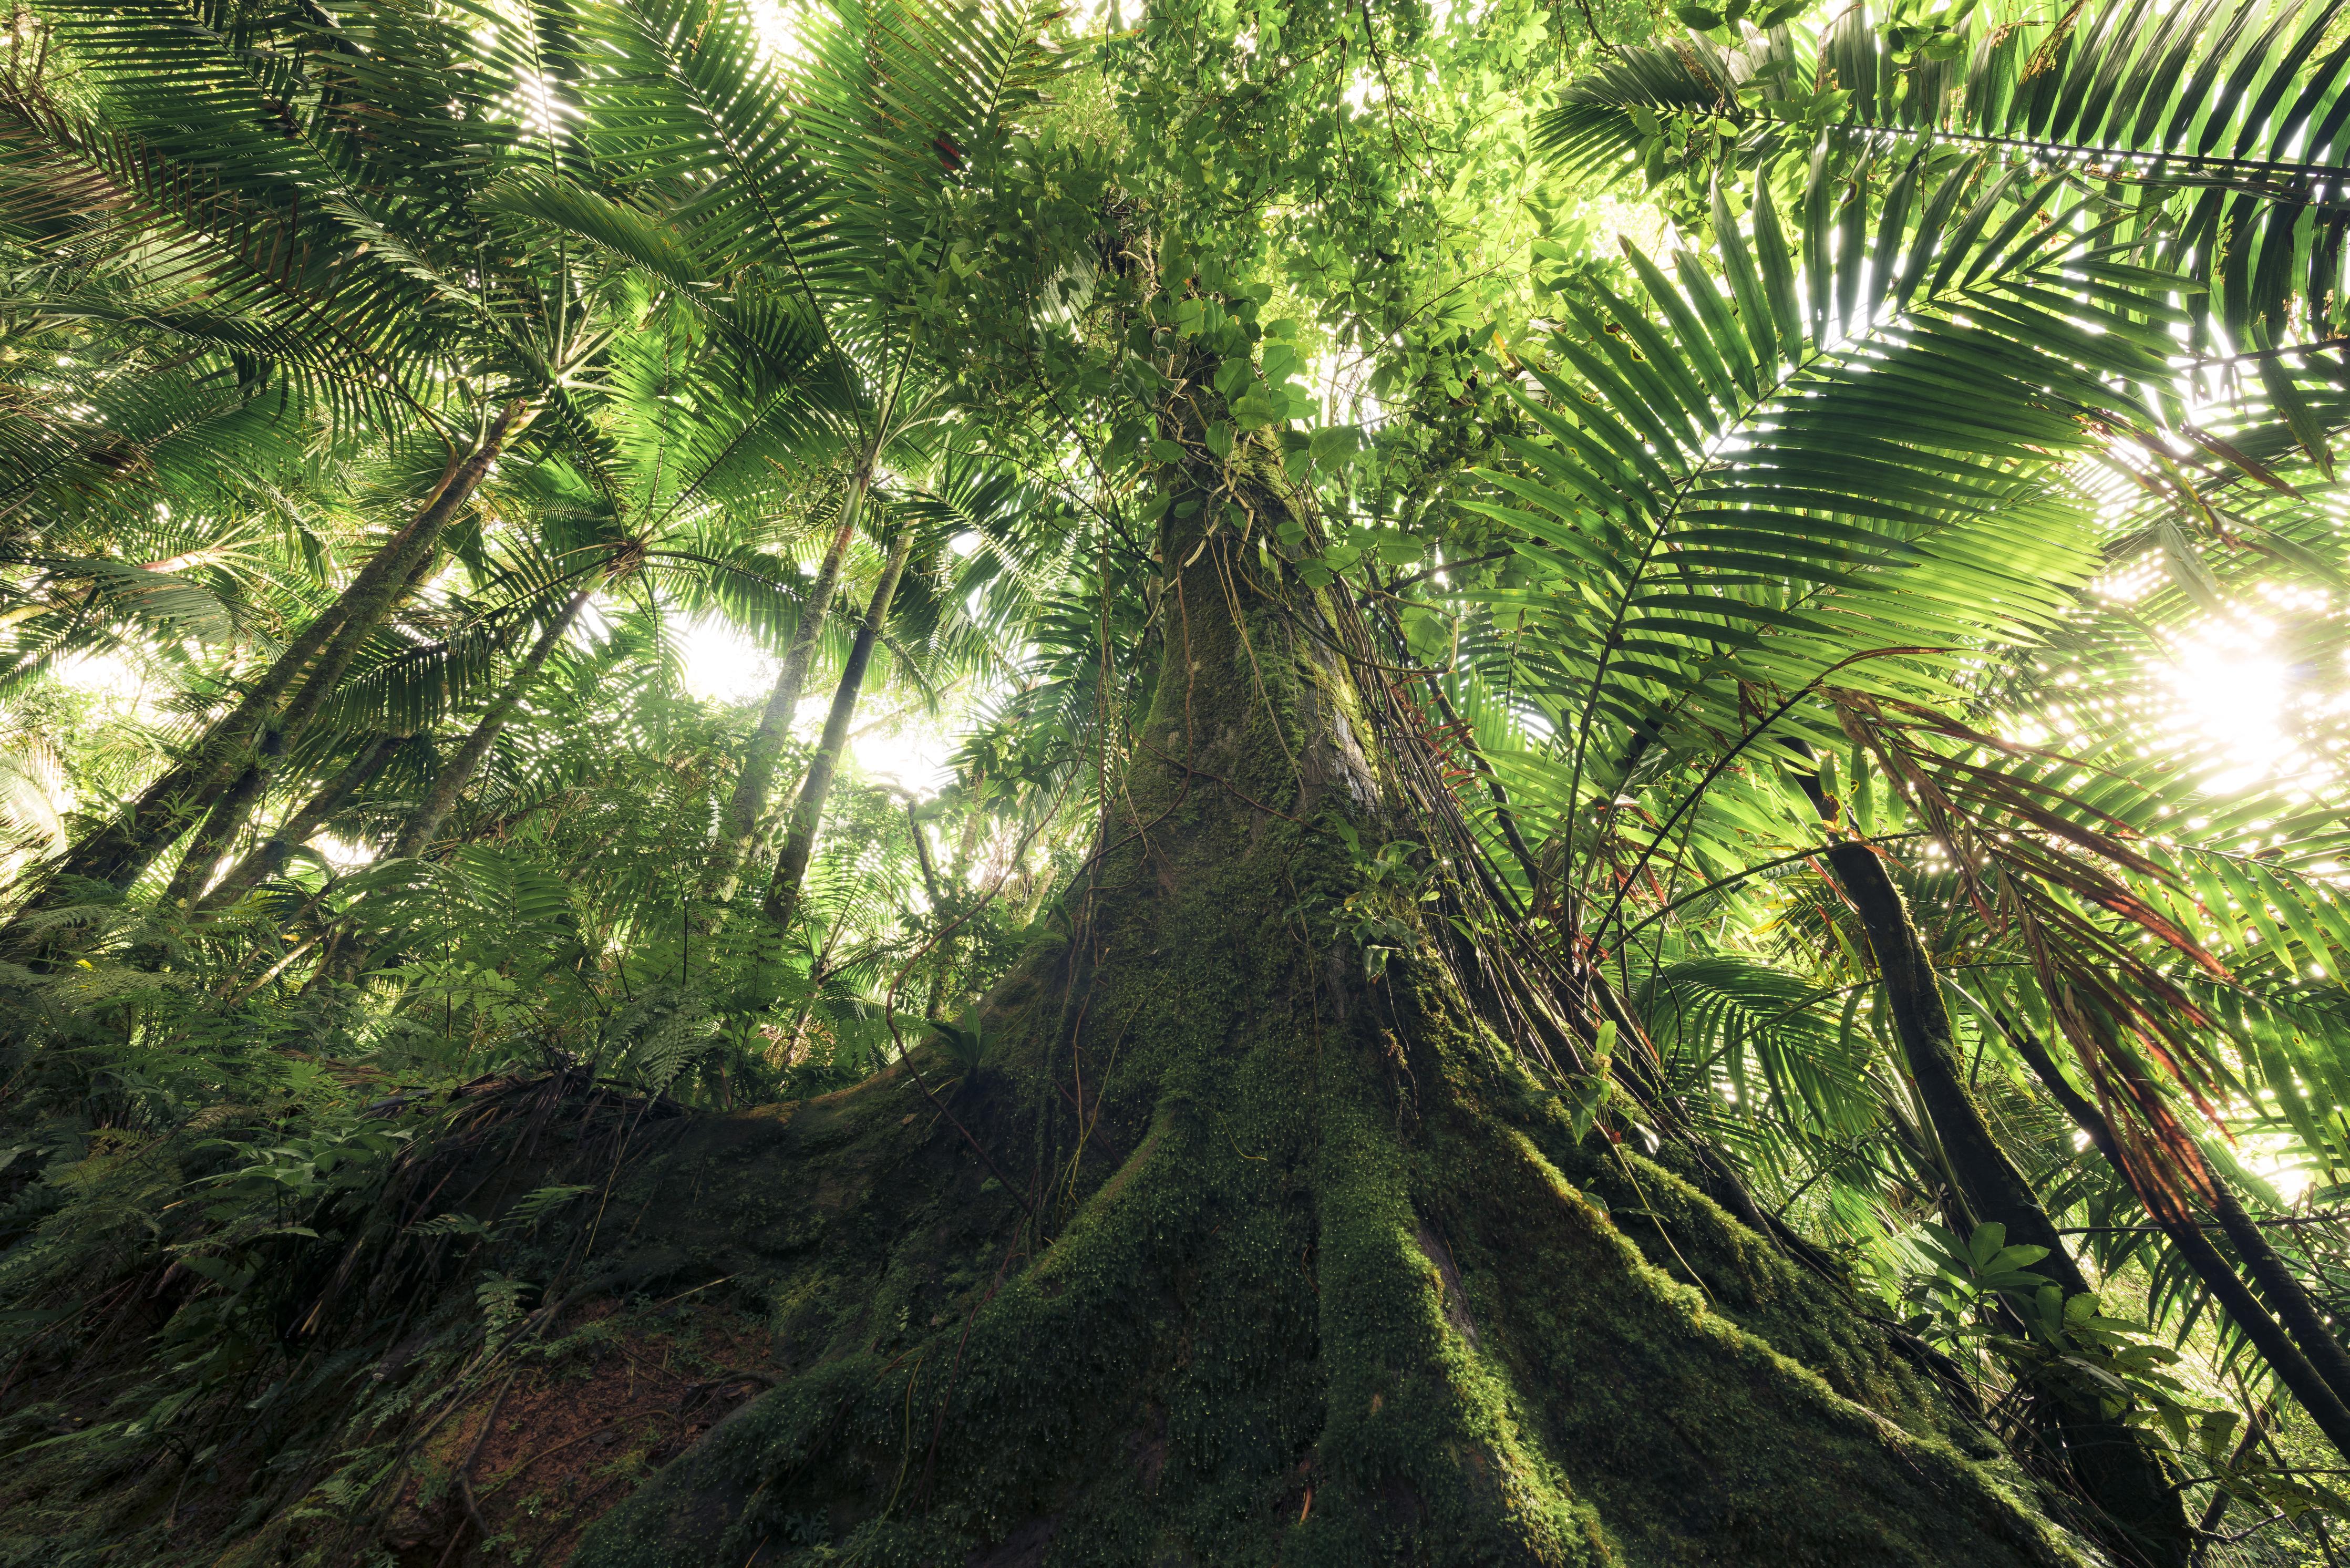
[[375, 1295, 778, 1567]]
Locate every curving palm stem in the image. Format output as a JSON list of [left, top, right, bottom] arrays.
[[17, 607, 348, 914], [1794, 771, 2190, 1563], [706, 466, 871, 903], [154, 404, 533, 910], [2001, 1020, 2350, 1458], [389, 577, 600, 861], [162, 756, 276, 909], [193, 733, 405, 914], [762, 522, 917, 933], [2, 404, 528, 947]]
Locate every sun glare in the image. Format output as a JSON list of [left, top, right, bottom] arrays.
[[850, 721, 956, 797], [2164, 624, 2298, 796], [53, 649, 148, 707], [2158, 614, 2346, 798], [678, 615, 778, 706], [744, 0, 813, 60], [2243, 1134, 2317, 1206], [675, 616, 956, 794]]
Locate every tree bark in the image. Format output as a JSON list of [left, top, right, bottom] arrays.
[[559, 356, 2104, 1568], [2208, 1185, 2350, 1410], [2003, 1018, 2350, 1458], [706, 477, 870, 903], [152, 539, 432, 914], [300, 579, 590, 989], [1795, 775, 2189, 1565], [760, 524, 916, 932], [160, 758, 272, 908], [193, 733, 403, 914], [387, 579, 595, 860], [12, 602, 346, 910], [243, 404, 529, 830]]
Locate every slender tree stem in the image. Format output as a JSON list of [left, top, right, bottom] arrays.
[[1796, 782, 2087, 1283], [707, 469, 870, 902], [161, 758, 272, 907], [763, 524, 916, 932], [156, 414, 527, 903], [2002, 1018, 2350, 1459], [6, 403, 527, 940], [195, 734, 403, 913], [10, 601, 348, 908], [390, 580, 596, 860], [1792, 766, 2190, 1563], [1423, 673, 1544, 893], [271, 405, 530, 765]]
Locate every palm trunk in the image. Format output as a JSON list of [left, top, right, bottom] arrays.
[[2208, 1185, 2350, 1399], [15, 603, 347, 906], [161, 759, 271, 907], [909, 799, 943, 907], [388, 580, 594, 860], [761, 524, 916, 931], [194, 733, 402, 914], [1796, 776, 2189, 1565], [2003, 1019, 2350, 1456], [1819, 842, 2090, 1279], [261, 406, 528, 777], [706, 479, 869, 902], [3, 403, 525, 934], [155, 541, 446, 912], [147, 462, 504, 913], [167, 408, 530, 896]]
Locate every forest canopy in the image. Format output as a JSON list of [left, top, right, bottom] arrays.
[[7, 0, 2350, 1562]]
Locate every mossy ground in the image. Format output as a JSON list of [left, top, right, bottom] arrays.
[[537, 826, 2079, 1567]]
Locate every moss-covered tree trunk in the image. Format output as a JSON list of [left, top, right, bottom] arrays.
[[191, 731, 404, 913], [554, 376, 2096, 1566]]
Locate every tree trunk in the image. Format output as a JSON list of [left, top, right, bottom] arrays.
[[157, 536, 458, 921], [9, 601, 346, 911], [1, 403, 526, 940], [160, 757, 272, 908], [1797, 783, 2189, 1564], [2208, 1185, 2350, 1411], [558, 377, 2101, 1568], [236, 406, 528, 847], [388, 580, 595, 861], [193, 733, 403, 914], [300, 583, 589, 989], [706, 479, 870, 903], [760, 524, 916, 932], [909, 799, 942, 907], [2003, 1019, 2350, 1457]]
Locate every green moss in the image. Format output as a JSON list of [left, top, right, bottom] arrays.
[[565, 830, 2084, 1566], [574, 1010, 2087, 1565], [555, 505, 2099, 1568], [0, 463, 2101, 1568]]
